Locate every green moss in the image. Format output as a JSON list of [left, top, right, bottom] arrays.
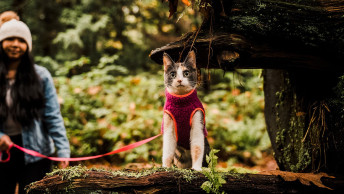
[[28, 165, 89, 193], [238, 16, 260, 26], [108, 166, 200, 182], [46, 164, 88, 181], [28, 164, 256, 193], [261, 0, 323, 11], [231, 16, 265, 32], [275, 128, 286, 145], [282, 92, 311, 172], [273, 71, 312, 172]]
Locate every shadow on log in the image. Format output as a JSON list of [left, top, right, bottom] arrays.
[[26, 167, 344, 194]]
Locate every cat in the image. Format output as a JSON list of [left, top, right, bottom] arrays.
[[161, 50, 210, 171]]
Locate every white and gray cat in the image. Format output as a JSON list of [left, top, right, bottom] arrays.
[[162, 50, 210, 171]]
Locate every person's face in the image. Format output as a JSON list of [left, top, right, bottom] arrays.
[[2, 37, 28, 60]]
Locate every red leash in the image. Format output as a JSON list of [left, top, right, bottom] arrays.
[[0, 133, 162, 162]]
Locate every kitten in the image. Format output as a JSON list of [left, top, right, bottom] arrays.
[[161, 50, 210, 171]]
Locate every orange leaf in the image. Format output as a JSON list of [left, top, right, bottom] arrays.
[[87, 86, 102, 95], [182, 0, 191, 6], [231, 88, 240, 96], [296, 112, 306, 116], [261, 170, 335, 190]]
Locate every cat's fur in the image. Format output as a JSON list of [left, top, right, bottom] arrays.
[[162, 50, 210, 171]]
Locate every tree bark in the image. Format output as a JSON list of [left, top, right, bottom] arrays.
[[263, 69, 344, 174], [26, 170, 344, 194], [149, 32, 337, 70], [149, 0, 344, 71]]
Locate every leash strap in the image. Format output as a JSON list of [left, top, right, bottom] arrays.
[[0, 133, 161, 162], [0, 144, 13, 162]]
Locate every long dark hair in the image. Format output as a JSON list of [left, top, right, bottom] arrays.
[[0, 43, 44, 127]]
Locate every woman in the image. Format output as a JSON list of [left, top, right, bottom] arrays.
[[0, 19, 70, 194]]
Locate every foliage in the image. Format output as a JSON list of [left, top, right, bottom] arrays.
[[0, 0, 270, 167], [202, 70, 269, 164], [52, 60, 269, 165], [55, 55, 164, 163], [201, 149, 226, 194], [1, 0, 200, 73], [52, 57, 269, 165]]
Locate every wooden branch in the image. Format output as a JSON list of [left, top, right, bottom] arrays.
[[26, 169, 344, 193], [149, 32, 338, 70]]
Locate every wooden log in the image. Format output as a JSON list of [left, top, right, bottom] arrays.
[[150, 0, 344, 71], [26, 168, 344, 194], [149, 32, 335, 70]]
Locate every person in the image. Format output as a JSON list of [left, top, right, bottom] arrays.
[[0, 19, 70, 194], [0, 11, 20, 27]]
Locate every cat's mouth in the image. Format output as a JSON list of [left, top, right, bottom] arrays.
[[177, 85, 184, 87]]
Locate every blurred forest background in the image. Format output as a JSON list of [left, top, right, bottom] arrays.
[[0, 0, 272, 170]]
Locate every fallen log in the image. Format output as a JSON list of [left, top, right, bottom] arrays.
[[150, 0, 344, 71], [26, 166, 344, 193], [149, 32, 334, 71]]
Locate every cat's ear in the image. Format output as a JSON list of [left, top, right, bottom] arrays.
[[185, 50, 196, 69], [163, 52, 174, 71]]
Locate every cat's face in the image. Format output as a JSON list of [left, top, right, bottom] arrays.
[[163, 51, 197, 95]]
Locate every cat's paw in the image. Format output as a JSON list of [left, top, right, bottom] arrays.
[[192, 166, 202, 171]]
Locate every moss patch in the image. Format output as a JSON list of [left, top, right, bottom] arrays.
[[45, 165, 254, 184], [47, 164, 88, 181], [274, 71, 312, 172], [46, 165, 202, 183]]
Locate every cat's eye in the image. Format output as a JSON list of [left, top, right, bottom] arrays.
[[170, 72, 176, 78], [183, 71, 190, 77]]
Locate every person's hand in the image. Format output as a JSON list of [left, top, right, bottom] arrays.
[[59, 161, 69, 169], [0, 135, 13, 151]]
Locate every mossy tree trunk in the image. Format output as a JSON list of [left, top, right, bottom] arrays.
[[263, 69, 344, 173]]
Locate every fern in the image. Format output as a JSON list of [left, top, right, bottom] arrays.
[[201, 149, 227, 194]]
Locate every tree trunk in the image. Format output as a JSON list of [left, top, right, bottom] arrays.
[[26, 170, 344, 194], [263, 69, 344, 173]]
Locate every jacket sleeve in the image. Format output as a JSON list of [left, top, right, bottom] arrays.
[[41, 67, 70, 158]]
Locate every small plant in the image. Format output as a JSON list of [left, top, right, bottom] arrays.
[[201, 149, 227, 194]]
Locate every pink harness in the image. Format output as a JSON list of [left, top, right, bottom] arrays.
[[161, 89, 207, 150]]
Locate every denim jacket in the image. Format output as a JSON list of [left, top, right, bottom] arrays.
[[0, 65, 70, 164]]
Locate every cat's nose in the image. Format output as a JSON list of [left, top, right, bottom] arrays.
[[177, 80, 182, 83]]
